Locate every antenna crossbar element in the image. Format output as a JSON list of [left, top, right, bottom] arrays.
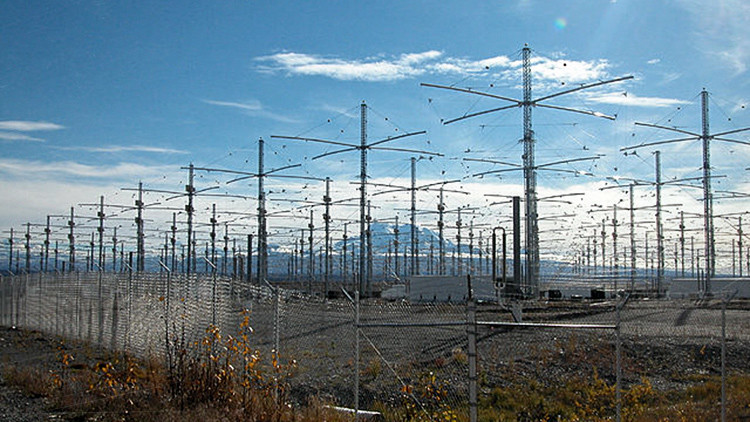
[[272, 102, 435, 296], [625, 89, 750, 294]]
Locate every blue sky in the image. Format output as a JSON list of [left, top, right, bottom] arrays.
[[2, 0, 750, 270]]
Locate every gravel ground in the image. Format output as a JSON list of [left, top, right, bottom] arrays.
[[0, 328, 56, 421]]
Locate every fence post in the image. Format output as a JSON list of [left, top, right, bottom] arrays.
[[468, 295, 477, 422], [721, 290, 736, 422], [97, 265, 104, 345], [159, 261, 172, 369], [616, 299, 622, 422], [721, 299, 726, 422], [125, 263, 133, 351], [355, 289, 360, 420]]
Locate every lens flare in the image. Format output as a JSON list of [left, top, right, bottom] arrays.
[[554, 17, 567, 30]]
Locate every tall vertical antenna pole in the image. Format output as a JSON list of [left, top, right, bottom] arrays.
[[410, 157, 418, 276], [469, 220, 475, 275], [522, 45, 539, 297], [739, 217, 744, 278], [136, 182, 144, 272], [44, 216, 51, 272], [258, 138, 268, 283], [324, 177, 332, 295], [629, 185, 636, 291], [394, 216, 400, 277], [24, 223, 30, 273], [210, 204, 217, 268], [97, 196, 105, 271], [700, 89, 714, 293], [170, 213, 177, 271], [342, 223, 348, 283], [308, 209, 314, 293], [246, 234, 253, 283], [186, 163, 195, 275], [438, 188, 445, 275], [679, 211, 686, 277], [601, 219, 606, 271], [68, 207, 76, 272], [8, 228, 13, 273], [613, 205, 618, 292], [366, 200, 373, 296], [359, 102, 368, 296], [655, 151, 664, 296], [111, 227, 117, 272], [456, 208, 463, 275]]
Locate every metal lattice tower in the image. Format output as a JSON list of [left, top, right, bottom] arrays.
[[359, 102, 368, 294], [258, 138, 268, 283], [323, 177, 332, 294], [423, 46, 631, 297], [521, 46, 539, 294], [700, 90, 715, 284], [438, 188, 445, 275], [186, 164, 196, 274], [655, 151, 664, 295], [410, 157, 418, 275], [68, 207, 76, 272]]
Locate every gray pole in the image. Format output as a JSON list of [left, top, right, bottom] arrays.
[[24, 223, 30, 273], [521, 46, 540, 296], [613, 205, 618, 293], [366, 201, 373, 296], [630, 185, 636, 291], [359, 102, 367, 296], [739, 217, 744, 277], [170, 213, 177, 272], [700, 89, 715, 292], [68, 207, 76, 272], [343, 223, 348, 284], [308, 210, 314, 294], [97, 196, 105, 270], [438, 188, 445, 275], [111, 227, 117, 272], [655, 151, 664, 296], [324, 177, 331, 295], [135, 182, 144, 272], [210, 204, 217, 270], [258, 138, 268, 283], [44, 216, 51, 272], [410, 157, 418, 276], [456, 208, 463, 275], [7, 228, 12, 273], [247, 234, 253, 284], [394, 216, 400, 278], [680, 211, 686, 277], [186, 164, 196, 275]]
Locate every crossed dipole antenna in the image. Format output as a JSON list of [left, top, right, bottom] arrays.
[[422, 45, 632, 295], [189, 138, 324, 284], [622, 89, 750, 294], [272, 101, 439, 296]]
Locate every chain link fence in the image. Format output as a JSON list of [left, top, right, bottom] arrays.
[[1, 271, 748, 421]]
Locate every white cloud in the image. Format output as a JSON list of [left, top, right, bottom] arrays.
[[256, 50, 615, 87], [0, 158, 172, 179], [531, 57, 610, 83], [257, 52, 432, 81], [202, 99, 262, 111], [0, 131, 45, 142], [0, 121, 64, 131], [53, 145, 187, 154], [586, 92, 690, 108], [647, 58, 661, 65], [203, 98, 299, 123]]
